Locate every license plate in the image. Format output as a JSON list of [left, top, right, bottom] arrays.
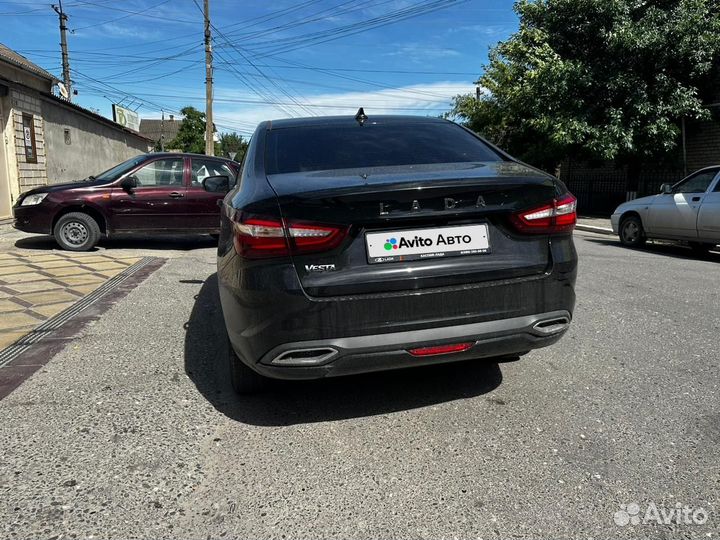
[[366, 224, 491, 264]]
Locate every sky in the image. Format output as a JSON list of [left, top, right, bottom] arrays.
[[0, 0, 519, 137]]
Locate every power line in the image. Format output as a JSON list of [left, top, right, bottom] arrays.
[[71, 0, 172, 32], [240, 0, 467, 58], [191, 0, 315, 117]]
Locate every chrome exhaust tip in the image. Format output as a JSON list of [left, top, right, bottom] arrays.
[[531, 316, 571, 336], [271, 347, 338, 366]]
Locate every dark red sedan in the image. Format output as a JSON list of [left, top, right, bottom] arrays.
[[13, 153, 236, 251]]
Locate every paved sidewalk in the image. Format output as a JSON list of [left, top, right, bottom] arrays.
[[0, 250, 141, 349], [576, 216, 613, 235], [0, 224, 216, 354]]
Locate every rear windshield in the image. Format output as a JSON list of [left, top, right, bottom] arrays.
[[265, 122, 502, 174]]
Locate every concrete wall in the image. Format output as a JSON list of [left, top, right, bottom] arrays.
[[41, 97, 150, 183]]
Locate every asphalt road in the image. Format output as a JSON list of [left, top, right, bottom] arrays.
[[1, 231, 718, 539]]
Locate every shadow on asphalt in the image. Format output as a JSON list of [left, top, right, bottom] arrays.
[[184, 274, 503, 426], [584, 236, 720, 263], [14, 234, 216, 252]]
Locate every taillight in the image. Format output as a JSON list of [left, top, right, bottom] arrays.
[[232, 214, 348, 259], [510, 193, 577, 234]]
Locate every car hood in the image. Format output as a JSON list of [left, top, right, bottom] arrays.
[[20, 177, 113, 197]]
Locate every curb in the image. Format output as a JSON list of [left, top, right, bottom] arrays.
[[576, 224, 614, 236]]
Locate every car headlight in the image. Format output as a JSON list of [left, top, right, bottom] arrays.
[[21, 193, 48, 206]]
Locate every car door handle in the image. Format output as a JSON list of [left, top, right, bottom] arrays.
[[692, 196, 701, 202], [169, 192, 184, 198]]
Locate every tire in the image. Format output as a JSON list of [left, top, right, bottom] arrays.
[[619, 215, 646, 247], [228, 339, 268, 394], [53, 212, 101, 251]]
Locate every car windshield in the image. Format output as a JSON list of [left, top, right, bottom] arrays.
[[94, 155, 148, 181], [265, 121, 503, 175]]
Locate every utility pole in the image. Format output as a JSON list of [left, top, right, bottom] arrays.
[[160, 110, 165, 152], [52, 0, 71, 102], [203, 0, 214, 156]]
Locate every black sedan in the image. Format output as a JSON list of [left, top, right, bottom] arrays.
[[217, 113, 577, 393]]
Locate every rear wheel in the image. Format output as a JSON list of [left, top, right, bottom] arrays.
[[619, 215, 646, 247], [54, 212, 101, 251], [228, 339, 268, 394]]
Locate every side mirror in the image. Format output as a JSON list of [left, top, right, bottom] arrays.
[[202, 175, 230, 193], [121, 176, 138, 191], [660, 183, 673, 194]]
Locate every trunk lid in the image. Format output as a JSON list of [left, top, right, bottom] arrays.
[[267, 162, 558, 297]]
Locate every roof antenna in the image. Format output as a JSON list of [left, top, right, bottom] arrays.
[[355, 107, 368, 126]]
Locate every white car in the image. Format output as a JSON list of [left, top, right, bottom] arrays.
[[611, 166, 720, 253]]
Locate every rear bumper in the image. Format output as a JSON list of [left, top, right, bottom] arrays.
[[240, 310, 570, 380], [219, 234, 577, 381], [610, 213, 621, 234]]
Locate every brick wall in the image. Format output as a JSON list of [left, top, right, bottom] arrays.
[[10, 87, 48, 191]]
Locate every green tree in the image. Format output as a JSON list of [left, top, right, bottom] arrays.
[[167, 106, 206, 154], [448, 0, 720, 171], [218, 132, 248, 162]]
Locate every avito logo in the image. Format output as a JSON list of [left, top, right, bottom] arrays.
[[383, 234, 473, 251], [383, 238, 398, 250]]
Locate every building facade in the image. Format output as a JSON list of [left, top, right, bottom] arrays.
[[0, 44, 152, 220]]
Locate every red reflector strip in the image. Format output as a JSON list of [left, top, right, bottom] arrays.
[[407, 342, 475, 357]]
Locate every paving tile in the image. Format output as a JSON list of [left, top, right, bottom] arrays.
[[31, 301, 75, 318], [18, 290, 80, 307], [28, 260, 79, 269], [4, 280, 64, 294], [0, 272, 49, 284], [67, 284, 101, 296], [0, 311, 45, 331], [19, 254, 66, 262], [39, 267, 92, 278], [0, 252, 22, 261], [64, 256, 115, 264], [0, 265, 31, 275], [55, 275, 106, 286], [0, 330, 29, 350], [0, 258, 27, 267], [107, 255, 141, 262], [0, 298, 25, 313], [94, 270, 120, 278], [81, 261, 130, 271]]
